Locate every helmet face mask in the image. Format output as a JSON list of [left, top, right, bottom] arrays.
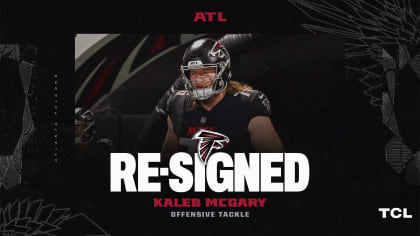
[[180, 38, 231, 100], [182, 64, 227, 100]]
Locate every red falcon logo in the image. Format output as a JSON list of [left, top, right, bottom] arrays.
[[192, 129, 230, 164]]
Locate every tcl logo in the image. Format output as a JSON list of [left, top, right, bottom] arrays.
[[378, 208, 413, 219]]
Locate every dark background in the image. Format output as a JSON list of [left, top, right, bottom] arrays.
[[1, 0, 419, 235]]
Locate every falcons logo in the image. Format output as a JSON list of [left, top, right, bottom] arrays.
[[192, 129, 229, 164], [208, 42, 226, 59]]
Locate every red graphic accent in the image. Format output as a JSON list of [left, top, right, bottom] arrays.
[[202, 133, 219, 138], [150, 34, 166, 55], [217, 12, 227, 22], [193, 12, 227, 22], [194, 12, 207, 22], [202, 151, 209, 160], [87, 57, 118, 104], [214, 43, 221, 50], [186, 127, 214, 137]]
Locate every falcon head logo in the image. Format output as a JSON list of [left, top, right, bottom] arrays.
[[192, 129, 229, 164], [208, 42, 227, 59]]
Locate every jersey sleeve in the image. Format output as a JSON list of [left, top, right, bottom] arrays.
[[155, 76, 185, 116], [166, 90, 189, 136], [249, 90, 272, 117], [165, 93, 176, 117]]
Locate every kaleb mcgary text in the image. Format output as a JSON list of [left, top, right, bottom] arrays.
[[110, 153, 310, 192]]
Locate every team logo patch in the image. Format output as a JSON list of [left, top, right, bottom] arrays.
[[192, 129, 229, 164]]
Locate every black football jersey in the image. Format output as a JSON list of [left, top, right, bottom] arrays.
[[167, 89, 271, 156]]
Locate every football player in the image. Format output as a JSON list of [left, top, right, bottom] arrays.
[[72, 107, 115, 214], [74, 107, 114, 177], [162, 38, 284, 159], [135, 34, 256, 153], [74, 108, 113, 188]]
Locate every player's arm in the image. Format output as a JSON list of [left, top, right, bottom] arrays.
[[248, 116, 285, 152], [161, 116, 178, 159], [247, 91, 284, 152]]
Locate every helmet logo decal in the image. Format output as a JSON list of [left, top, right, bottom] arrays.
[[208, 42, 226, 59], [192, 129, 229, 164]]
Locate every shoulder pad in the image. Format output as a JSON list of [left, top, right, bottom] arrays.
[[166, 90, 189, 107], [166, 90, 191, 115], [246, 90, 272, 117], [233, 90, 254, 98], [174, 90, 189, 96], [96, 138, 114, 147]]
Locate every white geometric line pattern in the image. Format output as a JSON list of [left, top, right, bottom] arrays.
[[0, 46, 35, 189], [290, 0, 420, 173], [290, 0, 419, 106]]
